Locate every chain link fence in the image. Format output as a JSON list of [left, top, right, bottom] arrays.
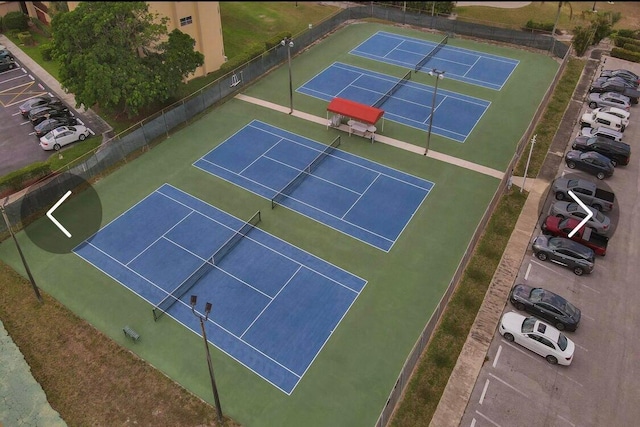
[[0, 5, 572, 424]]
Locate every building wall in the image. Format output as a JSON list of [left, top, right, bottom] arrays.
[[51, 2, 226, 80], [0, 1, 24, 18]]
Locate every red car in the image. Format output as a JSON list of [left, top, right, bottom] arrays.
[[541, 216, 608, 256]]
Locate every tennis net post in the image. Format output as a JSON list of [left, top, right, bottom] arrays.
[[152, 210, 261, 321], [372, 70, 412, 109], [271, 136, 341, 209], [414, 35, 448, 73]]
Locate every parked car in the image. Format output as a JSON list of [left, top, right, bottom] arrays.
[[580, 126, 624, 142], [593, 76, 638, 90], [499, 312, 575, 365], [589, 79, 640, 103], [0, 58, 17, 73], [541, 215, 609, 256], [34, 116, 79, 138], [532, 235, 595, 276], [571, 135, 631, 166], [587, 92, 631, 111], [579, 110, 624, 132], [0, 49, 14, 62], [29, 104, 71, 126], [600, 69, 640, 86], [39, 125, 91, 151], [552, 177, 615, 211], [564, 150, 614, 180], [591, 106, 630, 129], [549, 201, 611, 235], [509, 284, 581, 331], [19, 96, 64, 118]]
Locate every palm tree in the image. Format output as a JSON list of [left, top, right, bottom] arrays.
[[551, 1, 574, 38]]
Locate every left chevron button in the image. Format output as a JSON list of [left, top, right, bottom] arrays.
[[47, 190, 73, 238]]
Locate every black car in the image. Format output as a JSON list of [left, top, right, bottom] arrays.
[[34, 116, 78, 138], [29, 104, 71, 126], [19, 96, 64, 117], [600, 69, 640, 86], [0, 49, 14, 62], [565, 150, 614, 179], [509, 284, 581, 331], [589, 79, 640, 103], [0, 58, 17, 73], [571, 135, 631, 166]]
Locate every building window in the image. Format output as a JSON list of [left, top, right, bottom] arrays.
[[180, 16, 193, 26]]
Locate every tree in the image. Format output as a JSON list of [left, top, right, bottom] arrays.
[[50, 2, 204, 117]]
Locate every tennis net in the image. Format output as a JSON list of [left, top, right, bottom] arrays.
[[372, 70, 411, 109], [271, 136, 341, 208], [414, 35, 448, 73], [152, 210, 262, 321]]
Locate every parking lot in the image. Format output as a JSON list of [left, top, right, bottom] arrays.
[[0, 56, 91, 177], [460, 57, 640, 427]]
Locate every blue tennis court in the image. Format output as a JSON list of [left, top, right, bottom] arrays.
[[298, 63, 490, 142], [73, 184, 367, 394], [350, 31, 519, 90], [193, 120, 434, 252]]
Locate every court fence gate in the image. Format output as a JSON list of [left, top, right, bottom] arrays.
[[0, 3, 571, 425]]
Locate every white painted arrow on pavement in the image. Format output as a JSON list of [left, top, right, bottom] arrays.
[[567, 190, 593, 238], [47, 190, 72, 238]]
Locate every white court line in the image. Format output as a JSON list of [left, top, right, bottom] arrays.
[[493, 345, 502, 368], [475, 410, 502, 427], [558, 414, 576, 426], [479, 379, 490, 404], [524, 262, 532, 280], [488, 373, 529, 398]]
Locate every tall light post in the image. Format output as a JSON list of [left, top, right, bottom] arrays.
[[424, 69, 445, 156], [281, 37, 294, 114], [1, 204, 43, 303], [190, 295, 223, 425]]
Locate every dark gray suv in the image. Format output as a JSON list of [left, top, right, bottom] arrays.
[[532, 235, 595, 276]]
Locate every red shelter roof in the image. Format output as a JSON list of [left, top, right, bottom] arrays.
[[327, 97, 384, 125]]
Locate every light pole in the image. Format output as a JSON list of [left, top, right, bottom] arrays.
[[424, 69, 445, 156], [0, 204, 43, 303], [190, 295, 223, 425], [281, 37, 294, 114]]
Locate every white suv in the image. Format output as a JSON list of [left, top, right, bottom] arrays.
[[580, 110, 624, 132], [580, 126, 624, 142], [591, 106, 630, 129]]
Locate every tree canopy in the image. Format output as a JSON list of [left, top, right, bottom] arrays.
[[51, 2, 204, 117]]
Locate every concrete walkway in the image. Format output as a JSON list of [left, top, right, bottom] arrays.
[[235, 94, 504, 180], [0, 319, 67, 427]]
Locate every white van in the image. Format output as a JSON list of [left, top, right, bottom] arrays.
[[580, 110, 625, 132]]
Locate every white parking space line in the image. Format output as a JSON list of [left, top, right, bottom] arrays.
[[29, 74, 34, 80], [475, 410, 502, 427], [0, 73, 31, 85], [471, 418, 477, 427], [581, 313, 595, 321], [493, 345, 502, 368], [479, 379, 490, 404], [558, 414, 576, 426], [557, 371, 584, 388], [488, 373, 529, 398], [530, 259, 566, 275], [574, 342, 589, 352], [576, 282, 601, 294], [524, 263, 532, 280]]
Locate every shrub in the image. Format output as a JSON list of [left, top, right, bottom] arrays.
[[0, 162, 52, 195], [3, 11, 29, 31], [613, 35, 640, 48], [611, 47, 640, 63], [623, 43, 640, 53], [614, 29, 639, 40], [17, 31, 34, 46], [525, 20, 554, 33], [40, 43, 54, 61]]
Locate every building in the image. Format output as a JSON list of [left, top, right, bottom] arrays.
[[20, 1, 226, 80]]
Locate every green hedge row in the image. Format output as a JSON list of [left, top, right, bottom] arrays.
[[623, 43, 640, 53], [525, 20, 554, 33], [613, 35, 640, 48], [610, 47, 640, 63], [0, 162, 52, 196]]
